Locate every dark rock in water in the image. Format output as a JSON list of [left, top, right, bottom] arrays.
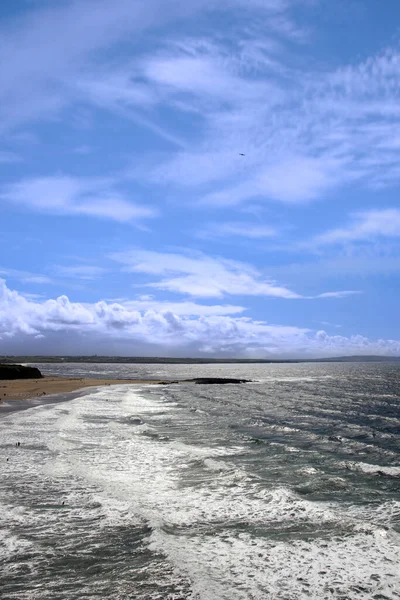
[[191, 378, 251, 385], [0, 364, 43, 380], [156, 377, 252, 385]]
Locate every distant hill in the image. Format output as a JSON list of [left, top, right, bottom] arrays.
[[0, 355, 399, 364], [310, 355, 400, 363]]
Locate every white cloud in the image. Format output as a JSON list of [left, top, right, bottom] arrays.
[[0, 0, 292, 134], [3, 0, 400, 207], [128, 42, 347, 205], [198, 222, 278, 239], [129, 36, 400, 206], [143, 52, 279, 108], [6, 1, 400, 207], [53, 265, 107, 280], [0, 176, 157, 223], [111, 249, 358, 300], [120, 299, 246, 317], [200, 155, 342, 206], [0, 265, 108, 286], [0, 279, 398, 357], [111, 249, 303, 299], [0, 268, 53, 285], [0, 0, 177, 131], [77, 68, 157, 110], [314, 209, 400, 246], [316, 291, 361, 299]]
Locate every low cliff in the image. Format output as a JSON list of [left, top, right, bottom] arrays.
[[0, 364, 43, 380]]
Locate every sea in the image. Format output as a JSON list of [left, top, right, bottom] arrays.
[[0, 362, 399, 600]]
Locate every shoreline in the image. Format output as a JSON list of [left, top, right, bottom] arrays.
[[0, 376, 252, 417], [0, 376, 166, 405]]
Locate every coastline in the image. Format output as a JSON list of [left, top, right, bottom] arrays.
[[0, 376, 165, 404], [0, 375, 251, 416]]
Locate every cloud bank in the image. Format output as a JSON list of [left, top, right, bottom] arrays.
[[1, 280, 399, 357]]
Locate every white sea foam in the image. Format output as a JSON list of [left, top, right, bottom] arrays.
[[0, 526, 34, 558], [341, 461, 400, 477], [299, 467, 319, 475], [202, 458, 233, 471], [1, 383, 400, 600], [32, 392, 349, 536], [149, 525, 400, 600], [255, 376, 334, 383]]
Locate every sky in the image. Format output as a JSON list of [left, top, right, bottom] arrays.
[[1, 0, 400, 358]]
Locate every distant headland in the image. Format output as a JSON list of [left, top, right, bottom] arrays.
[[1, 355, 400, 364]]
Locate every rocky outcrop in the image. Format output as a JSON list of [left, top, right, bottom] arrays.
[[190, 377, 251, 384], [156, 377, 251, 385], [0, 364, 43, 380]]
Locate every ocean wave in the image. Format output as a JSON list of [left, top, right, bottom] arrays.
[[1, 366, 400, 600], [340, 461, 400, 478]]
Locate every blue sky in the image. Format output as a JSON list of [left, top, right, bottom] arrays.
[[1, 0, 400, 357]]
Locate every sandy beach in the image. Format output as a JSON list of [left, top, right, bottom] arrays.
[[0, 376, 164, 403]]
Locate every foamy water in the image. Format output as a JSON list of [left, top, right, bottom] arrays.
[[1, 363, 399, 599]]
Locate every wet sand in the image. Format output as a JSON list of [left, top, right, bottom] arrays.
[[0, 376, 164, 404]]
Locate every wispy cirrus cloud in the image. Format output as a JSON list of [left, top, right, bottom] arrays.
[[198, 222, 278, 240], [198, 156, 342, 206], [0, 268, 53, 285], [0, 264, 109, 287], [0, 0, 178, 132], [128, 38, 400, 207], [3, 0, 400, 209], [110, 249, 359, 300], [0, 176, 157, 223], [316, 291, 361, 299], [52, 265, 108, 280], [314, 209, 400, 246], [111, 249, 303, 299], [0, 0, 294, 134]]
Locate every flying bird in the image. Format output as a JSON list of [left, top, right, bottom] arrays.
[[239, 153, 245, 156]]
